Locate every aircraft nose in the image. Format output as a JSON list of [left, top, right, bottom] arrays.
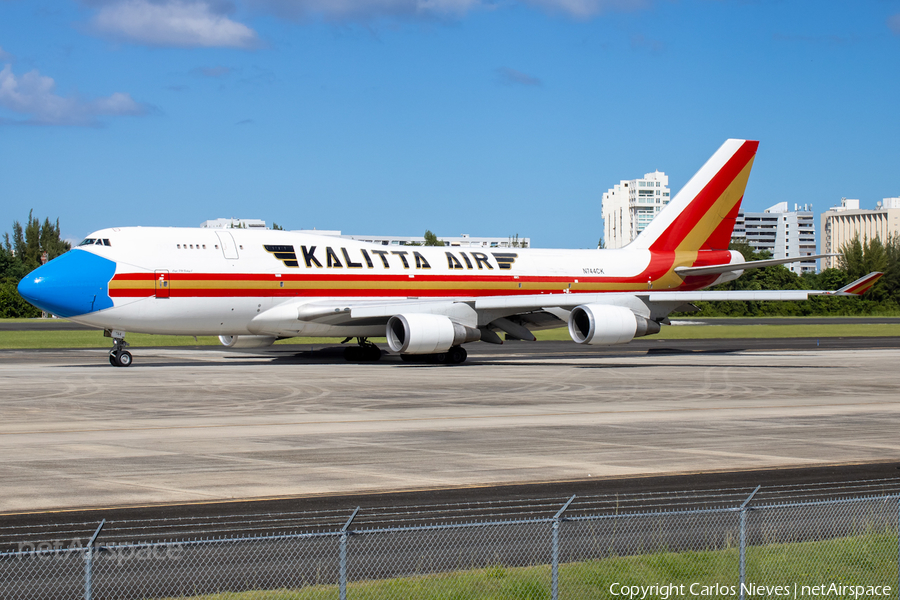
[[17, 250, 117, 318]]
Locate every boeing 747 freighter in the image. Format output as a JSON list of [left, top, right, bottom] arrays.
[[18, 140, 881, 366]]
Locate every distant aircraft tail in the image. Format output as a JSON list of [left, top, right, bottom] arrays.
[[831, 272, 883, 296], [628, 139, 759, 253]]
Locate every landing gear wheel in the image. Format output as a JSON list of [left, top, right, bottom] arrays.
[[364, 345, 382, 361], [431, 352, 448, 364], [447, 346, 467, 364], [107, 332, 132, 367], [117, 351, 133, 367], [110, 350, 133, 367]]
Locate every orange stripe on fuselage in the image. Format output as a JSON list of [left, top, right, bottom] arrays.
[[108, 267, 725, 299]]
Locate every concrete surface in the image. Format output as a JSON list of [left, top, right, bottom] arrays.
[[1, 343, 899, 513]]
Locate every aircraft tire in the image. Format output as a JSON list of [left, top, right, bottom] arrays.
[[113, 351, 133, 367], [364, 346, 382, 361], [447, 346, 466, 364]]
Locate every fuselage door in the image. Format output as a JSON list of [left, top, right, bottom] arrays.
[[155, 270, 170, 299], [216, 232, 240, 259]]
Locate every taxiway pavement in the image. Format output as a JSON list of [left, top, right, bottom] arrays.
[[1, 340, 899, 514]]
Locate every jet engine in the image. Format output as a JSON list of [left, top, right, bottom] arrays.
[[567, 304, 661, 346], [386, 314, 481, 354], [218, 335, 278, 349]]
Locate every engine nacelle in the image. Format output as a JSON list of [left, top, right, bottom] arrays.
[[386, 314, 481, 354], [567, 304, 660, 346], [219, 335, 278, 349]]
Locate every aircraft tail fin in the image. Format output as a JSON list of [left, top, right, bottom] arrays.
[[830, 272, 883, 296], [628, 139, 759, 253]]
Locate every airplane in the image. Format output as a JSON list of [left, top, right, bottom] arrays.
[[17, 139, 882, 367]]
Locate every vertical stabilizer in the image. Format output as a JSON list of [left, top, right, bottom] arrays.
[[628, 139, 759, 253]]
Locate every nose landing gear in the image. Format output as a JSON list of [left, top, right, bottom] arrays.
[[106, 329, 133, 367]]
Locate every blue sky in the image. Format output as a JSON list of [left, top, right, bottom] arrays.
[[1, 0, 899, 249]]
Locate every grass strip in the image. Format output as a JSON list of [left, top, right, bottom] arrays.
[[533, 323, 900, 341], [2, 323, 900, 349], [159, 531, 897, 599]]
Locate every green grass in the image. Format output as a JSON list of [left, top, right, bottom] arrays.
[[533, 323, 900, 341], [158, 531, 897, 599], [0, 329, 354, 349], [2, 320, 900, 349]]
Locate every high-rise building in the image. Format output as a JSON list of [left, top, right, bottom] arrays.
[[602, 171, 670, 248], [821, 197, 900, 269], [732, 202, 818, 274]]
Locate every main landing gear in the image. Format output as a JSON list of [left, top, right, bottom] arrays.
[[342, 337, 383, 362], [106, 330, 133, 367], [400, 345, 468, 365]]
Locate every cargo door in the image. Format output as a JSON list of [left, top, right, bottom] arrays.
[[216, 232, 240, 259], [155, 270, 170, 299]]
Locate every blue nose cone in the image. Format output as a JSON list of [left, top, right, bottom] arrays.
[[17, 250, 117, 318]]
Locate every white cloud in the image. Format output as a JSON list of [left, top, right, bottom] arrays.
[[92, 0, 259, 48], [524, 0, 648, 19], [0, 64, 151, 126], [889, 13, 900, 35], [0, 46, 13, 62]]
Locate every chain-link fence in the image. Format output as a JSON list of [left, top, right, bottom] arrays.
[[1, 488, 898, 599]]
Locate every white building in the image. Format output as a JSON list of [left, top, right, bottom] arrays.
[[201, 218, 267, 230], [602, 171, 670, 248], [732, 202, 818, 274], [821, 197, 900, 270], [298, 231, 530, 248]]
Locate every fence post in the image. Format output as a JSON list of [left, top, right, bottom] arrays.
[[84, 520, 105, 600], [551, 495, 576, 600], [739, 486, 760, 600], [339, 507, 360, 600]]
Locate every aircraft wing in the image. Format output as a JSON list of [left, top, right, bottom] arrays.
[[248, 272, 882, 336]]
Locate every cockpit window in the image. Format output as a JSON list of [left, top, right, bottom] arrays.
[[78, 238, 112, 247]]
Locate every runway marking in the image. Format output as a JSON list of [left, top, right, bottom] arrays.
[[2, 400, 898, 437]]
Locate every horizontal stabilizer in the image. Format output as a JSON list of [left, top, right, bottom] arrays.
[[675, 254, 836, 277]]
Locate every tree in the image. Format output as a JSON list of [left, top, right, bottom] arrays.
[[1, 212, 72, 317], [840, 235, 888, 280], [508, 234, 527, 248], [271, 223, 284, 231], [423, 230, 444, 246]]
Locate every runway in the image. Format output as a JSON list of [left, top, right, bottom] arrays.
[[2, 340, 900, 517]]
